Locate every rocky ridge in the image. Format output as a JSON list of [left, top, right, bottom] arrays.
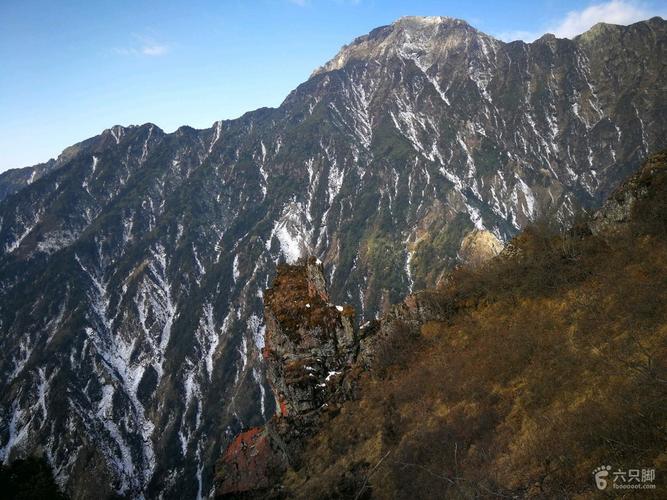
[[590, 150, 667, 234], [215, 256, 457, 497], [216, 258, 362, 497]]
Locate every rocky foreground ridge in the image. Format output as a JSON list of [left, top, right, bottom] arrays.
[[215, 256, 451, 497], [215, 258, 365, 497]]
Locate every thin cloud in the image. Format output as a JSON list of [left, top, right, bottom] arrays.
[[140, 43, 169, 56], [550, 0, 660, 38], [113, 34, 170, 57], [496, 0, 664, 42], [495, 29, 543, 42]]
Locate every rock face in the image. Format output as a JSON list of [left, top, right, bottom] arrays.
[[0, 16, 665, 498], [590, 150, 667, 235], [216, 256, 464, 497], [216, 258, 362, 497], [458, 229, 504, 267], [216, 427, 276, 497], [264, 258, 357, 417]]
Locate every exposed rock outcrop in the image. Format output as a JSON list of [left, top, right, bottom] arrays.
[[590, 150, 667, 235], [215, 258, 365, 497], [458, 229, 504, 267], [215, 256, 469, 497], [263, 258, 357, 418], [216, 428, 277, 497]]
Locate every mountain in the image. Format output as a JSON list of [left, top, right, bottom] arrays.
[[0, 15, 665, 499], [0, 138, 98, 202], [216, 150, 667, 498]]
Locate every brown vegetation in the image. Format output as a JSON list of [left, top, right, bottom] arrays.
[[265, 258, 346, 336], [277, 153, 667, 498]]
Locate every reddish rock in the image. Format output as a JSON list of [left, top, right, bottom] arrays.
[[216, 427, 275, 497]]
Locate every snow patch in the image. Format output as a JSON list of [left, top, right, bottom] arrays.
[[266, 202, 312, 264], [232, 254, 240, 283], [37, 230, 77, 254], [247, 314, 265, 350]]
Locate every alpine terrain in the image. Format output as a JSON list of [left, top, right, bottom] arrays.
[[0, 15, 665, 499], [214, 150, 667, 499]]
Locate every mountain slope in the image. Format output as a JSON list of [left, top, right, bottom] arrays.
[[241, 151, 667, 498], [0, 16, 665, 499]]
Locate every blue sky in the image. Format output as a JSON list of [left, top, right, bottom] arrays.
[[1, 0, 665, 172]]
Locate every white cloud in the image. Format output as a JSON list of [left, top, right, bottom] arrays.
[[113, 35, 170, 57], [550, 0, 659, 38], [140, 43, 169, 56], [496, 1, 664, 42], [495, 29, 543, 43]]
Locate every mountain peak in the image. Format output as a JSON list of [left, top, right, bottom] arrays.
[[312, 15, 489, 76], [576, 16, 666, 43], [391, 15, 470, 28]]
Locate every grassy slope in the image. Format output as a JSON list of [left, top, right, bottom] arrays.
[[280, 153, 667, 499]]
